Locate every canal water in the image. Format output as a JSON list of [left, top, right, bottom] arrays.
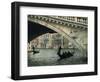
[[28, 49, 87, 66]]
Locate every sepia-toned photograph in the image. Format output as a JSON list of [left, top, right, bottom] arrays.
[[28, 15, 88, 66]]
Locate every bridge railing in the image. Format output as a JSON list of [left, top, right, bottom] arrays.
[[49, 16, 88, 25], [28, 15, 87, 30]]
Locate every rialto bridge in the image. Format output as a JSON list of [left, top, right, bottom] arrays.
[[28, 15, 88, 56]]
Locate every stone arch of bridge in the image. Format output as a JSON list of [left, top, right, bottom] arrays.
[[28, 21, 56, 42], [28, 18, 84, 54]]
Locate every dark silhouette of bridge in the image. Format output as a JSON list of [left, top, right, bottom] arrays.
[[28, 21, 56, 42]]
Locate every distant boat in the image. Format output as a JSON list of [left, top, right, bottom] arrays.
[[28, 48, 40, 54]]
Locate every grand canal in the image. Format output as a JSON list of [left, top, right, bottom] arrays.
[[28, 49, 87, 66]]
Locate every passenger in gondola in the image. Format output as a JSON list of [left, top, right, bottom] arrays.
[[32, 45, 39, 55], [57, 46, 62, 58], [32, 46, 35, 54], [32, 46, 35, 51]]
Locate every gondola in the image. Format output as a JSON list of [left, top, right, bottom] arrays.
[[57, 46, 74, 60]]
